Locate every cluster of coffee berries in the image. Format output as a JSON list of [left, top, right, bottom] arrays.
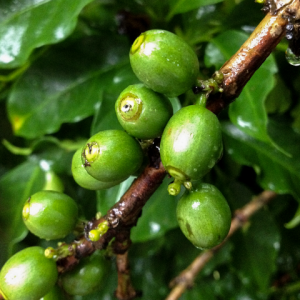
[[129, 29, 231, 249], [0, 245, 108, 299], [0, 29, 231, 300]]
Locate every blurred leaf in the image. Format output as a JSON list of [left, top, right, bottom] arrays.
[[291, 102, 300, 133], [166, 0, 224, 21], [229, 57, 277, 143], [96, 176, 180, 242], [3, 136, 84, 156], [222, 121, 300, 200], [42, 170, 64, 192], [7, 34, 130, 138], [130, 248, 170, 299], [181, 281, 218, 300], [96, 176, 136, 216], [232, 210, 280, 291], [91, 64, 139, 135], [2, 138, 31, 155], [131, 177, 179, 242], [0, 160, 45, 267], [0, 0, 94, 69], [178, 5, 224, 46], [285, 204, 300, 229], [265, 76, 292, 114], [205, 30, 248, 69]]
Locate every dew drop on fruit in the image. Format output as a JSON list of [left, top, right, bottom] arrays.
[[285, 47, 300, 66]]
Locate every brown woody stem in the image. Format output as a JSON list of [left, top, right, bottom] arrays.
[[166, 190, 277, 300], [206, 1, 299, 113], [57, 142, 166, 273], [115, 252, 141, 300]]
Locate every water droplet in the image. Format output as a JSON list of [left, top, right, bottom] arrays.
[[286, 33, 293, 40], [286, 47, 300, 66]]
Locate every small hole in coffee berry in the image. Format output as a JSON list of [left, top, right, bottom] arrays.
[[122, 104, 132, 112]]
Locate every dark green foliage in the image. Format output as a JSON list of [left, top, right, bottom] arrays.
[[40, 285, 65, 300], [130, 29, 199, 97], [22, 191, 78, 240], [0, 246, 58, 300], [115, 84, 173, 139], [176, 183, 231, 249]]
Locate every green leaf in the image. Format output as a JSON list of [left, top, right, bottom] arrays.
[[166, 0, 224, 21], [205, 30, 248, 69], [130, 177, 179, 242], [91, 65, 139, 135], [96, 176, 180, 242], [265, 76, 292, 114], [222, 121, 300, 200], [0, 160, 45, 267], [0, 0, 94, 69], [7, 35, 130, 138], [96, 177, 136, 216], [285, 204, 300, 229], [229, 58, 277, 144], [232, 210, 280, 291]]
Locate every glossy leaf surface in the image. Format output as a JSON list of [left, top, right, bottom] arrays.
[[7, 35, 130, 138], [222, 121, 300, 200], [0, 0, 93, 69]]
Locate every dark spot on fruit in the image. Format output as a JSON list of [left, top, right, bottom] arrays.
[[186, 222, 194, 237]]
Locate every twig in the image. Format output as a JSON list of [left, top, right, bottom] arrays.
[[115, 251, 141, 300], [57, 142, 166, 273], [206, 0, 299, 113], [166, 190, 277, 300]]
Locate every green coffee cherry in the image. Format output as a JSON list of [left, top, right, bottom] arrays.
[[176, 183, 231, 249], [72, 148, 125, 190], [0, 246, 58, 300], [60, 251, 108, 296], [22, 190, 78, 240], [130, 29, 199, 97], [160, 105, 223, 184], [82, 130, 143, 182], [115, 84, 173, 139]]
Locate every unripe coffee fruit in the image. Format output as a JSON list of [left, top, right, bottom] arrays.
[[72, 148, 125, 190], [22, 190, 78, 240], [0, 246, 58, 300], [160, 105, 223, 182], [130, 29, 199, 97], [60, 251, 108, 296], [176, 183, 231, 249], [82, 130, 143, 182], [115, 84, 173, 139]]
